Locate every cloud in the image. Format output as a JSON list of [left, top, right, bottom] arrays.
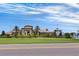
[[40, 3, 79, 24], [66, 3, 79, 8], [25, 11, 41, 14], [0, 3, 63, 15], [46, 15, 79, 24], [0, 3, 79, 25], [0, 3, 42, 15], [38, 6, 63, 14]]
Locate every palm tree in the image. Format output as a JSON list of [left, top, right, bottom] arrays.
[[1, 30, 5, 36], [1, 30, 6, 38], [13, 26, 19, 38], [34, 26, 40, 37]]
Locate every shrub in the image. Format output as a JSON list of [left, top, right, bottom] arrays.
[[64, 33, 71, 38]]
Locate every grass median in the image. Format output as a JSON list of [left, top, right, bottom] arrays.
[[0, 38, 79, 44]]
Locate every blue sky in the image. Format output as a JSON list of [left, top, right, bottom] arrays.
[[0, 3, 79, 33]]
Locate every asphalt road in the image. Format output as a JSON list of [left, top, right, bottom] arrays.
[[0, 43, 79, 56]]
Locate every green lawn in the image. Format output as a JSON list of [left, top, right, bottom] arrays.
[[0, 38, 79, 44]]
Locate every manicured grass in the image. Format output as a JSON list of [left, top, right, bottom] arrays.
[[0, 38, 79, 44]]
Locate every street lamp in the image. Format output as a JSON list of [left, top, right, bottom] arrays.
[[55, 28, 61, 38]]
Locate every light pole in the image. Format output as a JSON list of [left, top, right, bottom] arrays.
[[55, 23, 61, 38]]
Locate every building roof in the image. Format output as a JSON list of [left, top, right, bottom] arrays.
[[24, 25, 33, 27], [6, 32, 12, 34], [39, 30, 53, 33]]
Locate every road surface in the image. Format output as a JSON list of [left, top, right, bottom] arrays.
[[0, 43, 79, 56]]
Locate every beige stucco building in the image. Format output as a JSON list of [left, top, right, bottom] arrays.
[[21, 25, 33, 35], [11, 25, 62, 37]]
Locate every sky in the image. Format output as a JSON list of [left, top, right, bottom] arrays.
[[0, 3, 79, 33]]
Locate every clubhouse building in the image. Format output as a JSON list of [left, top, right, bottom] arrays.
[[11, 25, 62, 37]]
